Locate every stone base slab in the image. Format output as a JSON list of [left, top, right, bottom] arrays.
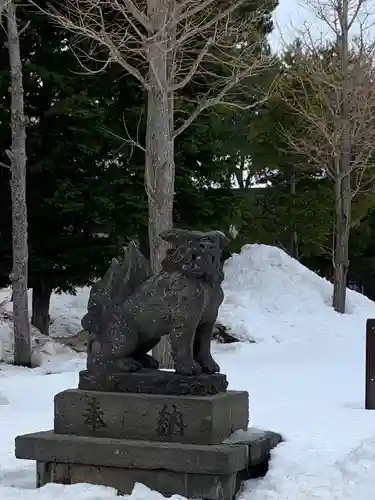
[[54, 389, 249, 445], [224, 428, 283, 467], [15, 431, 248, 474], [37, 461, 240, 500], [78, 369, 228, 396], [17, 428, 282, 500]]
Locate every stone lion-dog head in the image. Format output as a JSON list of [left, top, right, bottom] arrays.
[[160, 229, 229, 285]]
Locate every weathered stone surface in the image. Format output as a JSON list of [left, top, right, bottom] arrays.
[[224, 427, 283, 476], [16, 431, 248, 474], [54, 389, 248, 445], [37, 461, 239, 500], [36, 461, 50, 488], [78, 369, 228, 396], [81, 229, 228, 377]]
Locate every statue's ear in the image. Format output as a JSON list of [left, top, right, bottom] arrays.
[[219, 232, 230, 249], [159, 228, 187, 244], [207, 231, 230, 249]]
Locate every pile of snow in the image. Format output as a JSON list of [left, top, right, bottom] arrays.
[[48, 288, 90, 337], [0, 287, 90, 340], [219, 244, 375, 344], [0, 288, 87, 368]]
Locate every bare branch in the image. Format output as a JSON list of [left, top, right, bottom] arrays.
[[18, 19, 30, 37], [120, 0, 150, 32], [174, 0, 218, 23], [348, 0, 366, 29], [173, 63, 275, 138], [0, 0, 7, 17], [111, 0, 147, 42], [34, 0, 150, 89], [174, 0, 250, 47], [99, 29, 150, 89], [100, 123, 145, 158], [169, 36, 213, 91], [70, 46, 113, 75]]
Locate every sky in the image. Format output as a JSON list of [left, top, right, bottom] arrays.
[[269, 0, 375, 52], [269, 0, 315, 51]]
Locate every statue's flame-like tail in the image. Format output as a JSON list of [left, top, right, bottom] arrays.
[[81, 242, 152, 335]]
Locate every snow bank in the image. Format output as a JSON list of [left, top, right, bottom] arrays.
[[218, 244, 375, 344], [0, 287, 90, 340], [0, 288, 88, 367], [48, 288, 90, 337], [0, 483, 117, 500], [238, 436, 375, 500]]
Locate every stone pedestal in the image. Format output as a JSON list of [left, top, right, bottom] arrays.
[[54, 389, 248, 445], [15, 371, 282, 499]]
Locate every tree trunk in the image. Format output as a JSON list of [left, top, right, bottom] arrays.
[[6, 0, 31, 366], [147, 0, 174, 369], [234, 156, 246, 188], [31, 280, 53, 336], [289, 167, 299, 260], [332, 0, 351, 314], [332, 172, 351, 313]]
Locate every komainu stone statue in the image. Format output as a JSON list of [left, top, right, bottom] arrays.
[[15, 232, 283, 500], [81, 229, 228, 376]]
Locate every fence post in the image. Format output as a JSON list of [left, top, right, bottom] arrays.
[[366, 319, 375, 409]]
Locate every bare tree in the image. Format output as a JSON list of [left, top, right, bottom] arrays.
[[0, 0, 31, 365], [280, 0, 375, 313], [44, 0, 275, 366]]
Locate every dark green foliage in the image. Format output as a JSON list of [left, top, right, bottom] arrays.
[[0, 4, 147, 297], [224, 180, 332, 256], [349, 198, 375, 278]]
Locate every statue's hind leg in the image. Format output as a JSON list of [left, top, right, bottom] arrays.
[[107, 317, 143, 372]]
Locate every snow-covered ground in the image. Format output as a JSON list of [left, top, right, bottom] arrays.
[[1, 244, 375, 499]]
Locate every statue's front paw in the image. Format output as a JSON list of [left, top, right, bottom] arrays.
[[198, 357, 220, 374], [113, 357, 143, 372], [140, 354, 159, 369], [175, 359, 203, 376]]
